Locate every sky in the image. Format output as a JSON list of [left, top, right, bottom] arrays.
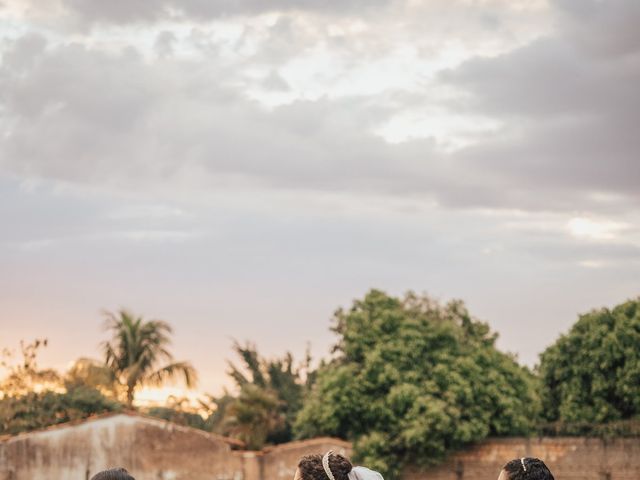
[[1, 0, 639, 399]]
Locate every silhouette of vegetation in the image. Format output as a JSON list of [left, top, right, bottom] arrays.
[[146, 396, 208, 430], [3, 293, 640, 472], [65, 357, 120, 398], [0, 386, 121, 435], [0, 340, 121, 435], [101, 309, 198, 406], [203, 341, 313, 449], [1, 339, 60, 396]]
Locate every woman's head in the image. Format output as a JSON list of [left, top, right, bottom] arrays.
[[498, 458, 554, 480], [295, 453, 352, 480], [91, 468, 135, 480]]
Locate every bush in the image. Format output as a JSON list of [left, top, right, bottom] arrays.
[[294, 290, 539, 479], [0, 386, 122, 435], [539, 298, 640, 424]]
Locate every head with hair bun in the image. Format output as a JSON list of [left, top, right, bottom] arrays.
[[91, 468, 135, 480], [498, 458, 554, 480], [295, 453, 353, 480]]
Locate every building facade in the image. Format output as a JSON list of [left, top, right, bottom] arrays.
[[1, 413, 639, 480]]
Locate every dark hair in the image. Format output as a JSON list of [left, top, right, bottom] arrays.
[[298, 453, 352, 480], [503, 458, 554, 480], [91, 468, 135, 480]]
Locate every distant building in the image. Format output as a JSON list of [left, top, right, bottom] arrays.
[[1, 412, 639, 480], [0, 412, 349, 480]]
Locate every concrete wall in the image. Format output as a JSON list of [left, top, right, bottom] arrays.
[[403, 437, 640, 480], [261, 437, 352, 480], [0, 413, 245, 480], [2, 413, 640, 480]]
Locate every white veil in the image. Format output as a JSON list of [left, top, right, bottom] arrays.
[[347, 466, 384, 480], [322, 451, 384, 480]]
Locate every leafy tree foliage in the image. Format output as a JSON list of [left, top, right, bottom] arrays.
[[220, 383, 284, 449], [216, 341, 312, 447], [145, 395, 208, 430], [64, 357, 120, 398], [0, 386, 121, 435], [101, 310, 198, 406], [0, 339, 123, 435], [201, 391, 236, 433], [539, 298, 640, 424], [294, 290, 538, 479], [0, 339, 60, 396]]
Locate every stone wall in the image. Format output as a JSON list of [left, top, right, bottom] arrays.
[[403, 437, 640, 480], [2, 413, 640, 480]]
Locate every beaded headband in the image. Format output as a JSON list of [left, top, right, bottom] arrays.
[[323, 451, 336, 480]]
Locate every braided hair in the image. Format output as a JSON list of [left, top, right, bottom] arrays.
[[91, 468, 135, 480], [298, 454, 352, 480], [502, 458, 554, 480]]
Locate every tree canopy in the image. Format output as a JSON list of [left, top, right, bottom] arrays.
[[539, 298, 640, 424], [0, 339, 122, 435], [0, 386, 121, 435], [208, 341, 312, 448], [294, 290, 538, 479], [102, 310, 198, 406]]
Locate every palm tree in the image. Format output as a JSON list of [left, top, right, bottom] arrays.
[[101, 309, 197, 407], [222, 384, 284, 450]]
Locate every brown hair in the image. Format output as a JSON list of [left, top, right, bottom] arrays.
[[91, 468, 135, 480], [502, 458, 554, 480], [298, 453, 352, 480]]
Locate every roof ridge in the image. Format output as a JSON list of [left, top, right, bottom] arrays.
[[0, 411, 244, 447]]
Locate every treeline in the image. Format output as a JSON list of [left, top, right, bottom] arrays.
[[1, 290, 639, 479]]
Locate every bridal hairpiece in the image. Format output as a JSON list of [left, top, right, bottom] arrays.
[[322, 451, 337, 480], [322, 451, 385, 480]]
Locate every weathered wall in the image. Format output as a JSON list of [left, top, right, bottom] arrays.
[[261, 437, 352, 480], [0, 413, 245, 480], [403, 437, 640, 480], [2, 413, 640, 480]]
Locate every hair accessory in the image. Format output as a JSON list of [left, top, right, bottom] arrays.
[[520, 458, 527, 472], [323, 451, 337, 480]]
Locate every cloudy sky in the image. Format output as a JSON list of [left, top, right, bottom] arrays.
[[1, 0, 639, 398]]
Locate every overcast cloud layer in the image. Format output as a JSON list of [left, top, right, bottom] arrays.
[[1, 0, 639, 394]]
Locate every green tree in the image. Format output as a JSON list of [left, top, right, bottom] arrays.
[[0, 386, 121, 435], [294, 290, 538, 479], [222, 383, 284, 450], [201, 391, 236, 434], [146, 396, 208, 430], [539, 298, 640, 425], [102, 310, 198, 407], [225, 341, 312, 444]]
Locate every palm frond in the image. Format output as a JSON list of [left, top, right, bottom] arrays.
[[100, 309, 197, 404], [145, 361, 198, 389]]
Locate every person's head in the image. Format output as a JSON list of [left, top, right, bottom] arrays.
[[91, 468, 135, 480], [294, 453, 352, 480], [498, 458, 554, 480]]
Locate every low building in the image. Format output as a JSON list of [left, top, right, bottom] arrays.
[[1, 412, 639, 480]]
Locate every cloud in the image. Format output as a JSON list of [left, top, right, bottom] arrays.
[[0, 33, 454, 199], [567, 217, 629, 241], [0, 0, 638, 218], [439, 2, 640, 210], [8, 0, 394, 29], [553, 0, 640, 57]]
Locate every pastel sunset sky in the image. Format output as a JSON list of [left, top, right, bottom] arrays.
[[1, 0, 639, 398]]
